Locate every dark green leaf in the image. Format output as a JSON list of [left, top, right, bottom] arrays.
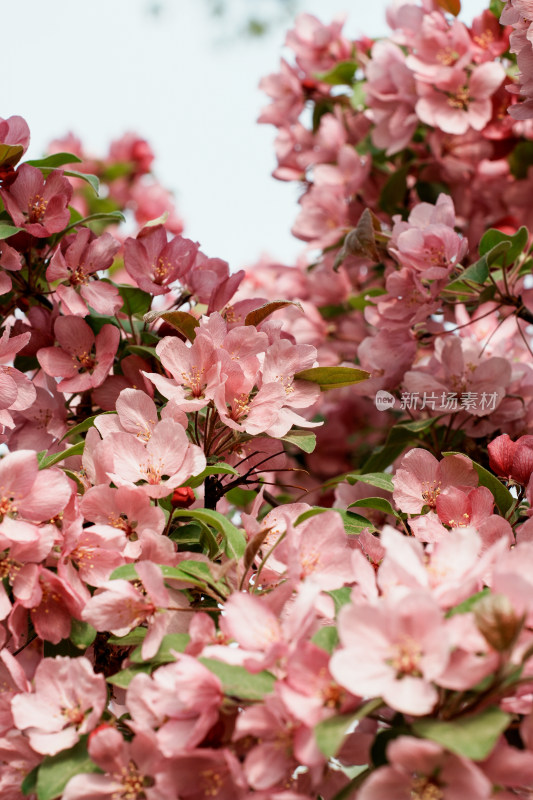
[[509, 141, 533, 179], [244, 300, 303, 327], [281, 430, 317, 453], [69, 619, 96, 649], [199, 657, 275, 700], [127, 344, 158, 359], [172, 508, 246, 560], [22, 765, 39, 796], [108, 627, 147, 645], [184, 462, 239, 489], [0, 222, 23, 239], [315, 698, 383, 758], [144, 309, 199, 341], [295, 506, 374, 534], [348, 497, 398, 516], [345, 472, 394, 492], [39, 168, 99, 194], [26, 152, 82, 168], [60, 411, 116, 443], [294, 366, 370, 390], [38, 442, 85, 470], [412, 707, 511, 760], [479, 227, 528, 267], [315, 60, 358, 85], [379, 164, 410, 215], [63, 210, 126, 233], [130, 632, 190, 664], [106, 663, 152, 687], [117, 283, 152, 318], [36, 736, 101, 800]]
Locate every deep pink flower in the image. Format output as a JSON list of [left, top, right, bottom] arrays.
[[37, 316, 120, 393], [47, 228, 121, 316], [124, 225, 198, 295], [488, 433, 533, 484], [0, 163, 72, 236]]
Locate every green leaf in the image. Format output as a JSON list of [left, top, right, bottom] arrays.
[[447, 588, 491, 617], [294, 366, 370, 390], [489, 0, 505, 14], [312, 625, 339, 653], [327, 586, 352, 616], [107, 627, 147, 646], [69, 619, 96, 649], [315, 60, 358, 85], [509, 141, 533, 179], [348, 497, 397, 516], [225, 487, 258, 507], [345, 472, 394, 492], [0, 222, 23, 239], [64, 210, 126, 232], [315, 698, 384, 758], [295, 507, 374, 534], [106, 663, 152, 687], [36, 736, 101, 800], [442, 452, 513, 514], [379, 164, 410, 215], [479, 226, 528, 267], [281, 430, 317, 453], [26, 152, 82, 169], [127, 344, 158, 359], [144, 309, 199, 341], [346, 288, 386, 311], [199, 657, 275, 700], [22, 765, 39, 796], [412, 706, 511, 761], [244, 300, 303, 327], [130, 632, 190, 665], [60, 411, 116, 443], [184, 462, 239, 489], [0, 143, 24, 168], [38, 442, 85, 470], [172, 508, 246, 560], [117, 283, 152, 318]]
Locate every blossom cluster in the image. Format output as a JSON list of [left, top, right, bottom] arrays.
[[2, 0, 533, 796]]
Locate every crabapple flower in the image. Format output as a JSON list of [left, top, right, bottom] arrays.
[[330, 591, 451, 715], [62, 727, 175, 800], [393, 448, 478, 514], [37, 316, 120, 393], [124, 224, 198, 295], [46, 227, 121, 316], [358, 736, 492, 800], [488, 433, 533, 484], [0, 163, 72, 236], [11, 656, 106, 755], [0, 326, 36, 432], [104, 417, 206, 498]]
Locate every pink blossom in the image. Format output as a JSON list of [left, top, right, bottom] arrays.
[[330, 591, 450, 715], [11, 656, 106, 755], [393, 448, 478, 514], [124, 225, 198, 295], [0, 164, 72, 237], [358, 736, 492, 800], [104, 417, 205, 498], [37, 316, 120, 393], [62, 727, 175, 800], [488, 433, 533, 484], [416, 62, 506, 135], [47, 228, 121, 316], [0, 326, 37, 433]]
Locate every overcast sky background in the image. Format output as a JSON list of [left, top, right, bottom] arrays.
[[1, 0, 486, 270]]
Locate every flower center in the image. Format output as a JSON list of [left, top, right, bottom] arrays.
[[28, 194, 48, 222]]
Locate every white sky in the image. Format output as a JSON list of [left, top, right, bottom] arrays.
[[1, 0, 486, 270]]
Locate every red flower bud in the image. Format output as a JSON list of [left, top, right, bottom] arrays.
[[171, 486, 195, 508]]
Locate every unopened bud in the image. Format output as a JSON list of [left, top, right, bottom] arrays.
[[474, 593, 523, 652], [171, 486, 195, 508]]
